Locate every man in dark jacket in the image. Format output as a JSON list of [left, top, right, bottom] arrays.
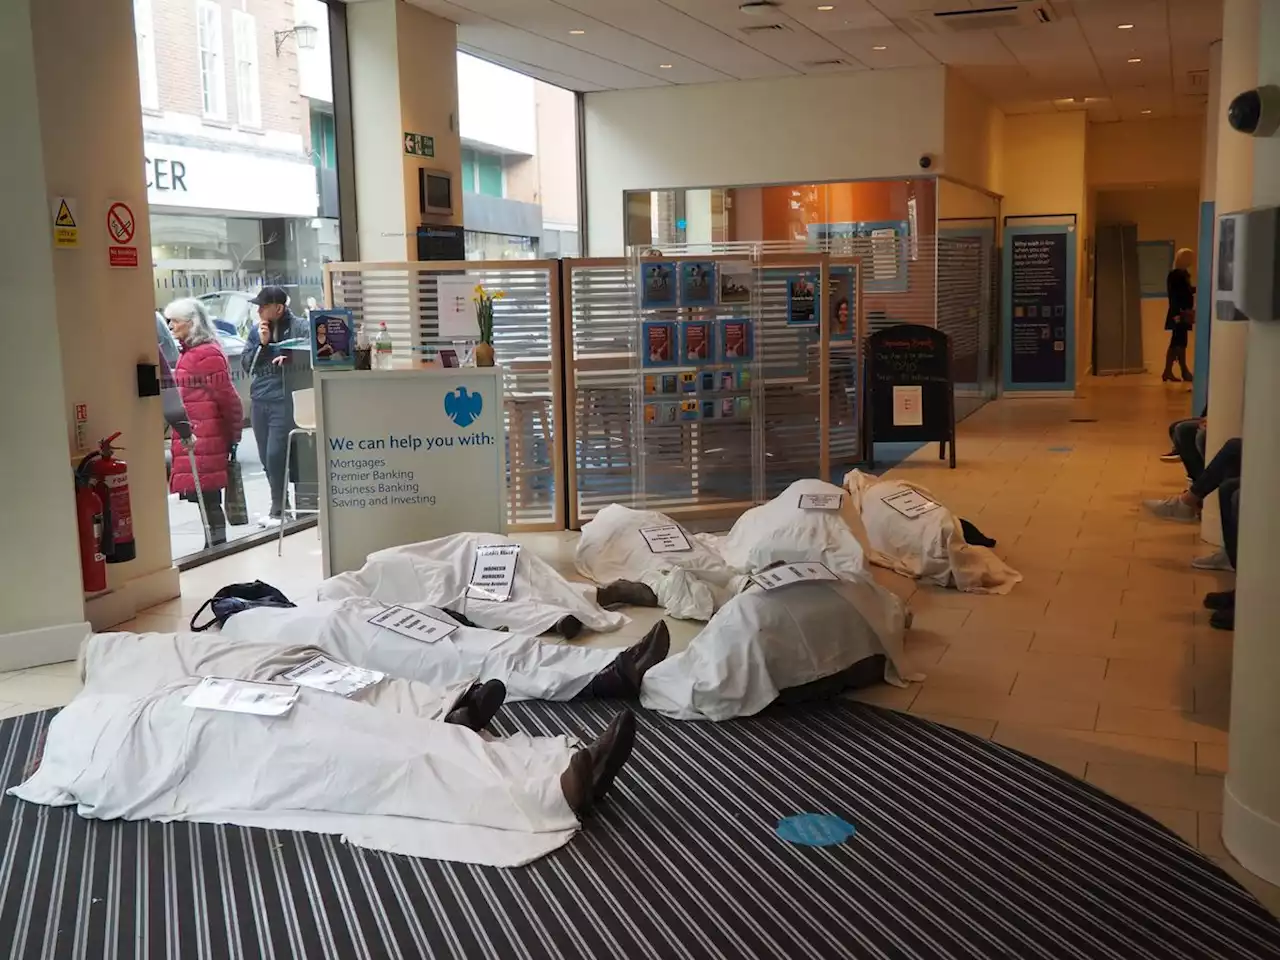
[[242, 286, 310, 526]]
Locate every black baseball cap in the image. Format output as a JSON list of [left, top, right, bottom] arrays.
[[249, 285, 289, 306]]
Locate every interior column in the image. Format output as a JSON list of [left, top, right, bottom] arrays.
[[1223, 0, 1280, 888], [346, 0, 464, 261], [0, 0, 88, 667], [1192, 41, 1221, 419], [1202, 0, 1258, 543]]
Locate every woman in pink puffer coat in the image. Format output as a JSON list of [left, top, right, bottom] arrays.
[[164, 298, 243, 547]]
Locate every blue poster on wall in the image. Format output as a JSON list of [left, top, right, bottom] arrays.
[[1002, 224, 1076, 392]]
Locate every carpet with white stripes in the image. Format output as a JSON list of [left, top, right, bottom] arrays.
[[1, 700, 1277, 959]]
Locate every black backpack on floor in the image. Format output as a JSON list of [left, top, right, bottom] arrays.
[[189, 580, 296, 632]]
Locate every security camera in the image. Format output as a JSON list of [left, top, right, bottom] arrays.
[[919, 154, 934, 170], [1228, 85, 1280, 137]]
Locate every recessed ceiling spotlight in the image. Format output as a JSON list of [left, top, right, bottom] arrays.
[[1118, 23, 1135, 29], [873, 45, 887, 51], [1141, 109, 1152, 114], [817, 4, 835, 10], [659, 63, 673, 69], [1128, 57, 1142, 63], [569, 29, 585, 35]]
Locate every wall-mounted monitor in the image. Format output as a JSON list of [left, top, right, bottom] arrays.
[[418, 168, 454, 218]]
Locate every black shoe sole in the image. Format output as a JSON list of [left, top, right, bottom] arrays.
[[592, 711, 637, 804]]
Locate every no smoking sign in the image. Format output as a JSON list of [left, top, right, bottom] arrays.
[[106, 200, 138, 268]]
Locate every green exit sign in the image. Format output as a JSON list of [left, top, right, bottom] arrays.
[[403, 132, 435, 158]]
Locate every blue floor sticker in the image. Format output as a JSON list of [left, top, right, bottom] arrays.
[[775, 814, 856, 847]]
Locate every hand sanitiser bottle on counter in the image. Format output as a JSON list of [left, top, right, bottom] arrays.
[[374, 322, 393, 370]]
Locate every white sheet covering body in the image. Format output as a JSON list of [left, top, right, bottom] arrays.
[[843, 470, 1022, 595], [11, 681, 582, 868], [575, 505, 747, 620], [217, 599, 621, 701], [710, 479, 887, 578], [317, 533, 628, 636], [640, 576, 917, 722]]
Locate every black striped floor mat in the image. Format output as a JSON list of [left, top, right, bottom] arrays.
[[1, 700, 1277, 959]]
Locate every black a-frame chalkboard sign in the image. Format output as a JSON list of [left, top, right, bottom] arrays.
[[864, 324, 956, 469]]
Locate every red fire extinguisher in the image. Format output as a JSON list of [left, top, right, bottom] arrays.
[[84, 432, 136, 564], [74, 456, 108, 594]]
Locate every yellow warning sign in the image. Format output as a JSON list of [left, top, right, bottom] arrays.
[[52, 196, 78, 248]]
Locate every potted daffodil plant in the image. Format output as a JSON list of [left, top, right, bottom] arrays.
[[472, 284, 504, 367]]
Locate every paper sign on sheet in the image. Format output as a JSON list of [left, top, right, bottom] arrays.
[[280, 655, 384, 698], [183, 677, 300, 717], [882, 488, 941, 520], [368, 605, 460, 644], [798, 493, 843, 510], [640, 524, 692, 553], [892, 385, 924, 427], [436, 277, 480, 339], [752, 562, 840, 591], [467, 545, 519, 602]]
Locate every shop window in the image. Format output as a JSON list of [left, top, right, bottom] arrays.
[[461, 149, 477, 193], [196, 0, 227, 120], [477, 154, 504, 198], [310, 107, 336, 169], [231, 10, 261, 128], [133, 0, 159, 110]]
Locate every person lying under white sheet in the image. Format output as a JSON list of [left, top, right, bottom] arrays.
[[318, 532, 637, 638], [13, 671, 637, 869], [574, 504, 748, 620], [83, 599, 669, 706], [640, 568, 919, 722], [709, 478, 887, 579], [843, 469, 1022, 595]]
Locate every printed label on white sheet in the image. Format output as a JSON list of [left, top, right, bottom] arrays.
[[751, 562, 840, 591], [798, 493, 843, 511], [183, 677, 299, 717], [640, 524, 692, 553], [280, 655, 384, 698], [368, 605, 460, 644], [466, 544, 520, 602], [882, 488, 941, 520], [892, 385, 924, 427]]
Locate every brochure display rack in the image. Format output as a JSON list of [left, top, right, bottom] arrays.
[[630, 249, 766, 515]]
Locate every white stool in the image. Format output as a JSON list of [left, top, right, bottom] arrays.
[[279, 387, 319, 556]]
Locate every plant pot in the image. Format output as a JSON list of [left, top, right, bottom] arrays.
[[474, 342, 495, 367]]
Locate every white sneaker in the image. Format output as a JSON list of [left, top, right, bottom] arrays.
[[1159, 451, 1181, 462], [1191, 549, 1233, 571], [1143, 496, 1199, 522], [258, 515, 284, 529]]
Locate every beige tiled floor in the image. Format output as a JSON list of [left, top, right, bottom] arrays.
[[2, 374, 1277, 913]]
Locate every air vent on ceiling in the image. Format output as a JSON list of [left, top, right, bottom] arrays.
[[899, 2, 1058, 34], [804, 59, 851, 68], [740, 22, 791, 34], [738, 1, 781, 13]]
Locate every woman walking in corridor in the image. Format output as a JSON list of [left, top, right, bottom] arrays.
[[165, 298, 243, 549], [1162, 247, 1196, 382]]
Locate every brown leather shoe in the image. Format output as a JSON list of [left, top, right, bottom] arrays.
[[589, 710, 637, 804], [443, 679, 506, 731], [597, 579, 660, 608], [578, 621, 670, 699]]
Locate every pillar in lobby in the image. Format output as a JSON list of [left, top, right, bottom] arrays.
[[1192, 41, 1221, 419], [1223, 0, 1280, 888], [346, 0, 464, 262], [1202, 0, 1258, 545], [4, 0, 178, 650], [0, 0, 90, 664]]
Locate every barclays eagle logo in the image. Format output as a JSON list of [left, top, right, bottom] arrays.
[[444, 386, 483, 428]]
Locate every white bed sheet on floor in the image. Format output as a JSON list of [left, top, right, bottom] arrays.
[[14, 676, 584, 868], [706, 479, 888, 578], [219, 599, 621, 702], [843, 470, 1022, 594], [317, 533, 628, 636], [641, 576, 916, 722], [574, 505, 747, 620]]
